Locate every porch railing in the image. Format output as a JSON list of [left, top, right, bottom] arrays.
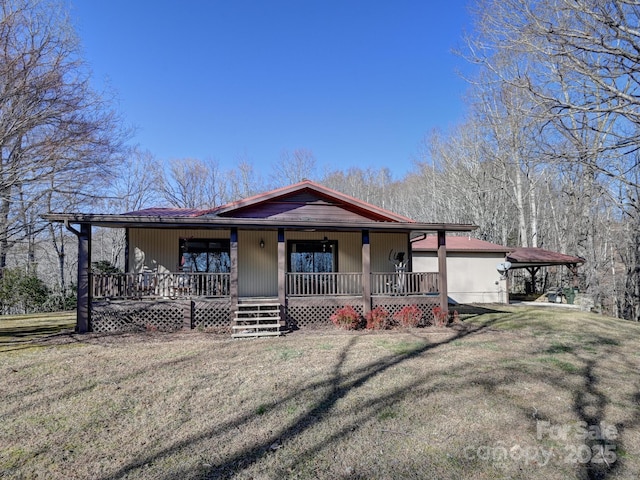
[[371, 272, 438, 296], [92, 272, 230, 299], [91, 271, 439, 299], [286, 272, 363, 296]]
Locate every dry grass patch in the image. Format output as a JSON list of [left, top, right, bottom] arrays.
[[1, 306, 640, 479]]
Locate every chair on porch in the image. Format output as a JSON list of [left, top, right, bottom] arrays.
[[170, 266, 193, 298], [134, 268, 157, 297]]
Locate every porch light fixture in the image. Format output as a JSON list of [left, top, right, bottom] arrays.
[[260, 239, 265, 249], [321, 236, 329, 252]]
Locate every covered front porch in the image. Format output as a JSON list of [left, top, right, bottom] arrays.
[[87, 228, 443, 333], [43, 180, 477, 334], [88, 271, 441, 333]]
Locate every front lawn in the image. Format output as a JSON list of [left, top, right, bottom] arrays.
[[1, 306, 638, 479]]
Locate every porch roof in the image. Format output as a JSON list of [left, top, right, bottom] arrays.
[[506, 247, 586, 268], [42, 211, 477, 234]]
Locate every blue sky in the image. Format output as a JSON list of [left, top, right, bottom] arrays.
[[69, 1, 474, 178]]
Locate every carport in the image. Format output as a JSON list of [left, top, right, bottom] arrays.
[[506, 247, 586, 302]]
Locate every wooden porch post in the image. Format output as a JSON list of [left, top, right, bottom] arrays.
[[526, 266, 540, 294], [230, 228, 238, 313], [124, 228, 129, 273], [362, 230, 371, 315], [437, 230, 448, 311], [77, 223, 91, 333], [277, 228, 286, 322]]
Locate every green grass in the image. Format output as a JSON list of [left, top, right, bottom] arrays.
[[1, 305, 640, 480], [374, 338, 427, 354], [268, 345, 305, 361], [537, 355, 580, 373], [0, 311, 75, 353]]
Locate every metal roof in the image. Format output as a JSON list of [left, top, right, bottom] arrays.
[[43, 180, 477, 234], [42, 212, 477, 233], [412, 235, 509, 253], [507, 247, 585, 268]]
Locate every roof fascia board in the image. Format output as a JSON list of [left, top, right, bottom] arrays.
[[42, 213, 477, 233], [211, 180, 414, 223]]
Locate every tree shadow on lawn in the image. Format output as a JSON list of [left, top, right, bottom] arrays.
[[0, 323, 76, 353], [2, 349, 209, 423], [566, 341, 640, 480], [474, 329, 638, 480], [97, 315, 637, 480], [98, 324, 487, 480]]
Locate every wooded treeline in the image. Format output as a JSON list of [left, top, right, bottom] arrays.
[[1, 0, 638, 320]]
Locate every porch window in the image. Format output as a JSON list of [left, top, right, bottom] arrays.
[[288, 240, 338, 272], [179, 238, 230, 273]]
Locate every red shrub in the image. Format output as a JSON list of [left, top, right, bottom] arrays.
[[393, 305, 422, 328], [365, 306, 391, 330], [330, 306, 361, 330], [432, 306, 449, 327]]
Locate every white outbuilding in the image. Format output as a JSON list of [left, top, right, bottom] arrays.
[[412, 236, 510, 304]]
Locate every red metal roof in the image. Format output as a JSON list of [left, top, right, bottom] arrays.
[[122, 207, 205, 217], [46, 181, 477, 233], [209, 180, 415, 223], [507, 247, 585, 266], [412, 235, 509, 252]]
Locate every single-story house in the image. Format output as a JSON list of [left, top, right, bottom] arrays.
[[412, 236, 510, 304], [44, 181, 476, 336]]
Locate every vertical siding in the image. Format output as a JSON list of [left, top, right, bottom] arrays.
[[129, 229, 231, 273], [129, 228, 414, 295], [413, 252, 506, 303], [370, 232, 409, 272], [238, 230, 278, 297]]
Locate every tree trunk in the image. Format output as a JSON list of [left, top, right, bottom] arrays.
[[514, 165, 528, 247]]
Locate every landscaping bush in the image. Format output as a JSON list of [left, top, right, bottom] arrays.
[[393, 305, 422, 328], [330, 306, 361, 330], [432, 307, 461, 326], [432, 306, 449, 327], [0, 268, 50, 315], [365, 306, 391, 330]]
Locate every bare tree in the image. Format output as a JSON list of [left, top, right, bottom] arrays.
[[270, 148, 317, 186], [109, 148, 162, 213], [463, 0, 640, 318], [410, 122, 519, 245], [153, 157, 223, 209], [224, 158, 263, 203], [0, 0, 124, 276]]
